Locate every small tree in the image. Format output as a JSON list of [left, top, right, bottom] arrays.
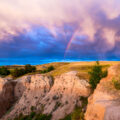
[[0, 66, 10, 76], [89, 61, 104, 89], [25, 64, 36, 73]]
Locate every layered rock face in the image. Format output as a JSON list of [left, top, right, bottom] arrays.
[[85, 65, 120, 120], [0, 71, 91, 120]]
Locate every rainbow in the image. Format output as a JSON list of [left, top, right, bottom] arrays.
[[64, 32, 77, 58]]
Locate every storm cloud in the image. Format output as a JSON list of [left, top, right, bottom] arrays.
[[0, 0, 120, 64]]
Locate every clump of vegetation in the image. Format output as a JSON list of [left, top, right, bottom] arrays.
[[14, 112, 52, 120], [25, 64, 36, 73], [80, 97, 88, 108], [40, 66, 55, 74], [11, 68, 25, 78], [61, 107, 84, 120], [112, 78, 120, 90], [60, 114, 71, 120], [61, 97, 88, 120], [0, 66, 10, 76], [11, 64, 36, 78], [31, 106, 35, 111], [71, 107, 84, 120], [89, 61, 108, 89]]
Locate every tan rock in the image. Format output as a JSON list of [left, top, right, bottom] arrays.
[[85, 65, 120, 120], [1, 71, 91, 120]]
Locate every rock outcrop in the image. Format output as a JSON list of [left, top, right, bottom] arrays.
[[0, 78, 16, 118], [85, 65, 120, 120], [0, 71, 91, 120]]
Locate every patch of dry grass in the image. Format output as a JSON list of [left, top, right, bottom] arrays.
[[4, 61, 120, 80]]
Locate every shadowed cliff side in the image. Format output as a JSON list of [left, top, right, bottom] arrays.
[[0, 78, 17, 118]]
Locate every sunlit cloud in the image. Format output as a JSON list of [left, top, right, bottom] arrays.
[[0, 0, 120, 61]]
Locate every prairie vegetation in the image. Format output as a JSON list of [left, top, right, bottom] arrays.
[[0, 61, 119, 79]]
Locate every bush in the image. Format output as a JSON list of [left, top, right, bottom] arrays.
[[31, 106, 35, 111], [25, 64, 36, 73], [0, 66, 10, 76], [112, 78, 120, 90], [89, 61, 107, 89], [102, 70, 108, 78], [11, 68, 26, 78], [11, 64, 36, 78], [40, 66, 55, 74], [71, 107, 84, 120], [35, 114, 52, 120], [47, 66, 54, 72]]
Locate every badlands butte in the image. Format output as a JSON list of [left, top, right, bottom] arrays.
[[0, 61, 120, 120]]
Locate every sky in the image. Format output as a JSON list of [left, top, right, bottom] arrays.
[[0, 0, 120, 65]]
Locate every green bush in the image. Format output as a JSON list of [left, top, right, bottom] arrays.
[[47, 66, 54, 72], [25, 64, 36, 73], [102, 70, 108, 78], [35, 114, 52, 120], [11, 64, 36, 78], [40, 66, 55, 74], [89, 61, 107, 89], [0, 66, 10, 76], [71, 107, 84, 120], [61, 107, 84, 120], [11, 68, 26, 78]]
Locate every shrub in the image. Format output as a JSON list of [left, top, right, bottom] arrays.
[[80, 97, 88, 108], [25, 64, 36, 73], [112, 78, 120, 90], [11, 68, 26, 78], [47, 66, 54, 72], [0, 66, 10, 76], [71, 107, 84, 120], [89, 61, 107, 89], [102, 70, 108, 78], [31, 106, 35, 111], [35, 114, 52, 120], [29, 112, 36, 118], [40, 66, 55, 74], [11, 64, 36, 78]]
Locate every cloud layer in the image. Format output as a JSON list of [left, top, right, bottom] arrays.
[[0, 0, 120, 63]]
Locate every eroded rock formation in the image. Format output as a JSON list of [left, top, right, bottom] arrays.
[[0, 71, 91, 120], [85, 65, 120, 120]]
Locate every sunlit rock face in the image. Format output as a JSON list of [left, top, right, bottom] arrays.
[[85, 64, 120, 120], [1, 71, 91, 120]]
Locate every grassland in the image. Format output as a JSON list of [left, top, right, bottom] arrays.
[[2, 61, 120, 80], [36, 61, 120, 80]]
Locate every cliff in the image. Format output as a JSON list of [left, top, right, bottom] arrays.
[[85, 64, 120, 120], [0, 71, 91, 120]]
